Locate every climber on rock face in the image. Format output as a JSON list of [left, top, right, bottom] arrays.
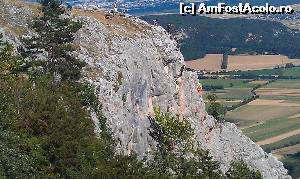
[[196, 83, 203, 95], [113, 1, 118, 13], [66, 2, 72, 15], [153, 19, 158, 26]]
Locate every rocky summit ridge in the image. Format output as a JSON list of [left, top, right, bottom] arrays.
[[0, 1, 291, 178]]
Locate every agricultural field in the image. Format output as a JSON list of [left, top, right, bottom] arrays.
[[215, 88, 253, 99], [242, 115, 300, 142], [200, 72, 300, 177], [185, 54, 223, 72], [226, 67, 300, 78], [226, 105, 300, 129], [200, 79, 258, 88], [201, 79, 260, 110], [185, 54, 300, 72], [227, 55, 288, 71], [233, 79, 300, 134], [262, 79, 300, 89], [262, 134, 300, 155], [226, 79, 300, 178]]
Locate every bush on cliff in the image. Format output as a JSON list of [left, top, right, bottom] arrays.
[[148, 108, 262, 178], [226, 161, 262, 179], [206, 94, 227, 123], [148, 107, 222, 178]]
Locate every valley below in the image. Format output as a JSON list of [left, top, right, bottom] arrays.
[[201, 77, 300, 178]]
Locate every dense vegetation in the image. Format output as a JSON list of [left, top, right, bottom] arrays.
[[0, 0, 263, 178], [142, 15, 300, 60], [283, 152, 300, 179]]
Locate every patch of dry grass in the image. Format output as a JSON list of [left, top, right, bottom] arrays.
[[227, 55, 288, 71], [72, 9, 151, 37], [185, 54, 223, 72]]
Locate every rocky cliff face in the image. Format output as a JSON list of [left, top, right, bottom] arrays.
[[0, 1, 291, 178]]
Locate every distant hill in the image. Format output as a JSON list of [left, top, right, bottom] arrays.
[[142, 14, 300, 60]]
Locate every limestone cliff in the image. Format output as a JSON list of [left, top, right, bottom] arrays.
[[0, 1, 291, 178]]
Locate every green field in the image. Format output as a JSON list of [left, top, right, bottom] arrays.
[[203, 78, 300, 144], [264, 79, 300, 89], [226, 105, 300, 129], [202, 79, 265, 109], [283, 68, 300, 78], [262, 134, 300, 153], [224, 67, 300, 78], [200, 79, 257, 88], [242, 116, 300, 142], [214, 88, 253, 100], [203, 87, 253, 111]]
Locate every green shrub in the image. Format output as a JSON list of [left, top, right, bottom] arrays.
[[206, 94, 227, 122], [148, 107, 223, 178], [226, 161, 262, 179]]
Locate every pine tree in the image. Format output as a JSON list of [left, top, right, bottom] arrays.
[[20, 0, 85, 81]]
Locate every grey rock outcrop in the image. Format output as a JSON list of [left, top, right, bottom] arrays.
[[0, 1, 291, 178], [73, 14, 290, 179]]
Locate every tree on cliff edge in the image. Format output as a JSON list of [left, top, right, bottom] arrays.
[[19, 0, 85, 81], [206, 93, 227, 122]]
